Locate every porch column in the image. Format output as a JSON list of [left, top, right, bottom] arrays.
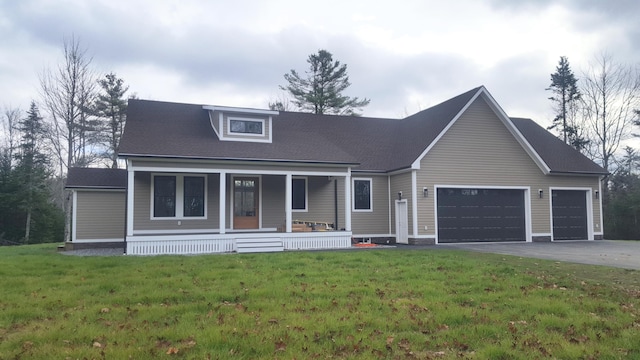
[[344, 168, 352, 231], [219, 171, 226, 234], [126, 161, 134, 237], [285, 173, 292, 232]]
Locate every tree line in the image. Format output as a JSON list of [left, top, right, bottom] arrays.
[[546, 54, 640, 239], [3, 40, 640, 244], [1, 36, 130, 244]]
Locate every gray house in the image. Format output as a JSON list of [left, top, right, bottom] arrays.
[[65, 86, 606, 255]]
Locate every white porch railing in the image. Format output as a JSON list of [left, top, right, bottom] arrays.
[[282, 232, 352, 250], [126, 231, 352, 255]]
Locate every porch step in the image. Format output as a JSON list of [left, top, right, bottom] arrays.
[[236, 238, 284, 253]]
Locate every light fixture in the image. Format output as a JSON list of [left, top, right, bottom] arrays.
[[423, 187, 429, 198], [538, 189, 543, 199], [398, 191, 403, 200], [595, 190, 599, 199]]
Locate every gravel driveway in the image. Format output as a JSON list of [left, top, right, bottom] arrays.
[[439, 240, 640, 270]]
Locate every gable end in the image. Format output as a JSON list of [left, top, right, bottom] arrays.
[[410, 87, 551, 175]]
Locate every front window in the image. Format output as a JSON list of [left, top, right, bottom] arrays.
[[229, 118, 263, 134], [353, 178, 372, 211], [292, 177, 307, 211], [154, 176, 176, 217], [183, 176, 205, 217], [152, 174, 206, 219]]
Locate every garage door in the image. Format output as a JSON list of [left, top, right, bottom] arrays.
[[552, 190, 588, 240], [437, 188, 526, 243]]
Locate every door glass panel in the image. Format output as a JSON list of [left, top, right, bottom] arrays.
[[234, 179, 256, 216]]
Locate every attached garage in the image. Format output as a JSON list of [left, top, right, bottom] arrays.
[[437, 188, 526, 243], [551, 190, 588, 241]]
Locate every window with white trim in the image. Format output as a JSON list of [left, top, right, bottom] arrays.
[[229, 117, 264, 135], [152, 174, 207, 219], [292, 177, 307, 211], [353, 178, 372, 211]]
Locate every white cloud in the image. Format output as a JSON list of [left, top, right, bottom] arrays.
[[0, 0, 639, 127]]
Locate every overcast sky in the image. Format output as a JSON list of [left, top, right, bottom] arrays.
[[1, 0, 639, 127]]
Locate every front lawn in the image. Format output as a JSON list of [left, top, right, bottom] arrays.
[[0, 244, 639, 359]]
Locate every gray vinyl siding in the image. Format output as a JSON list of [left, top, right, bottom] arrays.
[[133, 172, 220, 231], [416, 97, 601, 237], [390, 172, 413, 235], [291, 177, 345, 230], [350, 175, 390, 235], [76, 191, 125, 240], [261, 175, 285, 228]]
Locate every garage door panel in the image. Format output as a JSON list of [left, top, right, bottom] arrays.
[[552, 190, 588, 241], [437, 188, 526, 243]]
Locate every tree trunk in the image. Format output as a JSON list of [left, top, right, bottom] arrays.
[[25, 207, 32, 244]]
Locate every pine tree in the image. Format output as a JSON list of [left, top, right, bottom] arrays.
[[547, 56, 587, 150], [281, 50, 370, 115], [15, 102, 50, 243], [94, 73, 129, 168]]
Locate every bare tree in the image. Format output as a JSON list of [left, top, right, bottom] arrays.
[[39, 35, 98, 173], [267, 92, 294, 112], [1, 107, 21, 165], [581, 53, 640, 180], [39, 35, 97, 242]]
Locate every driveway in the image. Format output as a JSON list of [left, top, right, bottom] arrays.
[[437, 240, 640, 270]]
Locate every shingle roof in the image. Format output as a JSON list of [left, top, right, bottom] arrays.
[[118, 87, 605, 175], [510, 117, 607, 175], [119, 100, 359, 165], [66, 167, 127, 189]]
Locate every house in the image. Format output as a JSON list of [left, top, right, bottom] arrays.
[[65, 86, 607, 255]]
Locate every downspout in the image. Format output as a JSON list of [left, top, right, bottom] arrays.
[[334, 178, 339, 231], [123, 183, 128, 255]]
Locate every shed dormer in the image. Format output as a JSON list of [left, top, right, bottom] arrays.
[[203, 105, 278, 143]]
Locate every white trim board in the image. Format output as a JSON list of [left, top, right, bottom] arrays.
[[74, 238, 125, 243]]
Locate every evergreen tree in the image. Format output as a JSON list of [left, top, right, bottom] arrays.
[[14, 102, 50, 243], [281, 50, 370, 115], [94, 73, 128, 168], [547, 56, 587, 150]]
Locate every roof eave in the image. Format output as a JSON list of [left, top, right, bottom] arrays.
[[548, 170, 609, 176], [118, 153, 359, 167], [65, 186, 126, 190]]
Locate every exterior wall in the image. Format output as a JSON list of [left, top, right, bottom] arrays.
[[291, 176, 345, 231], [75, 190, 125, 240], [133, 172, 348, 232], [133, 172, 220, 232], [261, 175, 285, 228], [416, 97, 601, 240], [349, 175, 391, 235], [390, 172, 413, 235]]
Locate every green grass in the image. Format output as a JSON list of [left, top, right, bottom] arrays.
[[1, 245, 639, 359]]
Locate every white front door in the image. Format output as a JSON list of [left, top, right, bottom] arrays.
[[395, 200, 409, 244]]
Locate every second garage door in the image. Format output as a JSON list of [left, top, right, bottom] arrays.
[[552, 190, 588, 240], [437, 188, 526, 243]]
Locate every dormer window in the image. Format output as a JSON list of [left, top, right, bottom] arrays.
[[203, 105, 277, 143], [229, 117, 264, 136]]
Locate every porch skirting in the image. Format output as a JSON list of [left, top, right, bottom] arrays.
[[126, 231, 352, 255]]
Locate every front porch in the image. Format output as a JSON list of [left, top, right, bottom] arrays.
[[125, 159, 355, 255]]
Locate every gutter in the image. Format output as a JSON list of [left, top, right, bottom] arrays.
[[117, 153, 360, 167]]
